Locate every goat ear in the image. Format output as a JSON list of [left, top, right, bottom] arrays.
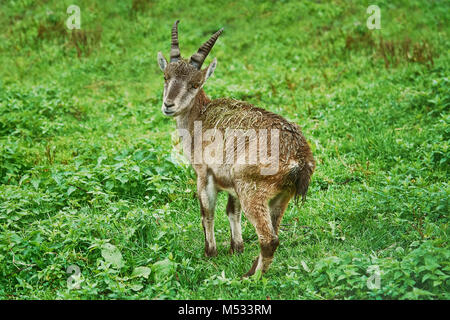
[[157, 52, 168, 72], [204, 58, 217, 81]]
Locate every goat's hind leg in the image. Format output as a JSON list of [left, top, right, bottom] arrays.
[[241, 196, 279, 277], [269, 191, 292, 234], [226, 194, 244, 254]]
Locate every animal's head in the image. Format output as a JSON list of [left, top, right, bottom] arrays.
[[157, 20, 223, 117]]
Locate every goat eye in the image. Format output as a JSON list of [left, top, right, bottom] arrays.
[[164, 76, 169, 82], [191, 83, 199, 89]]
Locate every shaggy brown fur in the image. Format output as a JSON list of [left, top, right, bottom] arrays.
[[183, 95, 315, 202]]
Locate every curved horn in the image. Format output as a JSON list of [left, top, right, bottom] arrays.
[[170, 20, 181, 62], [189, 28, 223, 69]]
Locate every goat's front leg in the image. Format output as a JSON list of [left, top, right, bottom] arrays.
[[197, 173, 218, 257], [226, 194, 244, 254]]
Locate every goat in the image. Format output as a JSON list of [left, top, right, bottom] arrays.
[[157, 20, 315, 277]]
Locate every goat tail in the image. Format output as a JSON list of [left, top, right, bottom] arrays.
[[286, 160, 315, 204]]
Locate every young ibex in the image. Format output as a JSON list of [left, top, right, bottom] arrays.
[[157, 21, 315, 277]]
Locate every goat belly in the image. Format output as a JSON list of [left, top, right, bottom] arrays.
[[208, 165, 236, 194]]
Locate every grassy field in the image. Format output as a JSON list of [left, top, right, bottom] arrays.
[[0, 0, 449, 299]]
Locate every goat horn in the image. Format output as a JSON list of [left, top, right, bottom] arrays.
[[189, 28, 223, 69], [170, 20, 181, 62]]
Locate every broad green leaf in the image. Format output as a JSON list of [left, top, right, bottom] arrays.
[[153, 259, 176, 280], [131, 266, 151, 279], [101, 243, 124, 269], [67, 186, 76, 196], [130, 284, 144, 292]]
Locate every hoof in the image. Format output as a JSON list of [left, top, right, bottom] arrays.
[[229, 240, 244, 255], [204, 247, 218, 257]]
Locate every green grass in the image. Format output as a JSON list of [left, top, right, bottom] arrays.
[[0, 0, 449, 299]]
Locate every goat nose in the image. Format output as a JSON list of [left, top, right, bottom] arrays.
[[164, 101, 175, 108]]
